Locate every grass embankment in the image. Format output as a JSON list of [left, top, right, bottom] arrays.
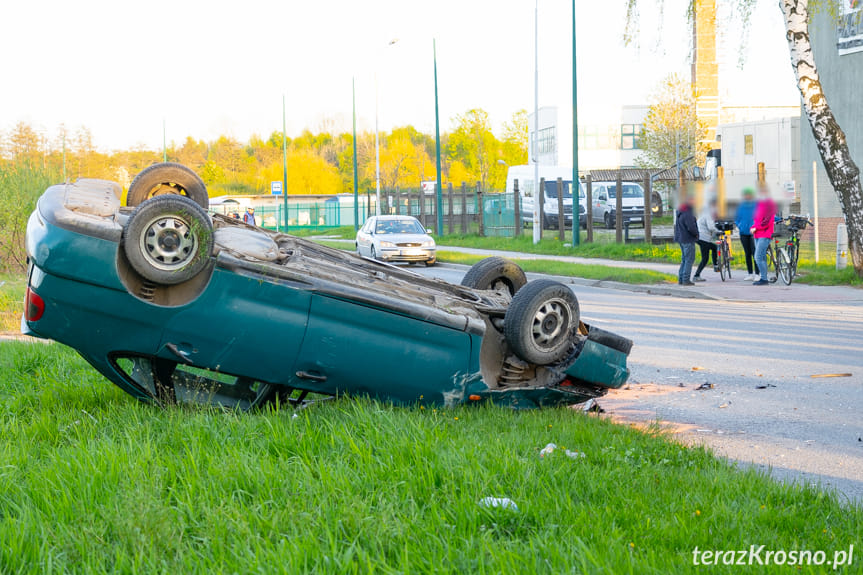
[[0, 273, 26, 333], [309, 242, 675, 285], [1, 341, 860, 573]]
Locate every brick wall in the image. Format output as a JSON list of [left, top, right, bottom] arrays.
[[796, 217, 845, 243]]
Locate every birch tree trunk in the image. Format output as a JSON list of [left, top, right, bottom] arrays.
[[782, 0, 863, 275]]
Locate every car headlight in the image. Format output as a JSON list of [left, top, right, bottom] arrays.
[[379, 241, 396, 248], [421, 240, 435, 247]]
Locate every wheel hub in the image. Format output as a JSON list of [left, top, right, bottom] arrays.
[[140, 216, 197, 271], [531, 299, 569, 349]]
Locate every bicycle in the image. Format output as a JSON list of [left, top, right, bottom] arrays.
[[714, 220, 735, 282], [782, 214, 813, 280], [765, 235, 791, 285]]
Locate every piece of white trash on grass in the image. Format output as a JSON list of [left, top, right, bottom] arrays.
[[564, 449, 586, 459], [539, 443, 557, 458], [479, 497, 519, 512]]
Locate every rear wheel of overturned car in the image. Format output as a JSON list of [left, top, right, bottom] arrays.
[[460, 257, 527, 296], [126, 162, 209, 209], [504, 279, 580, 365], [123, 195, 214, 286]]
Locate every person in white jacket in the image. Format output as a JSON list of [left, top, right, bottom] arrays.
[[693, 201, 718, 282]]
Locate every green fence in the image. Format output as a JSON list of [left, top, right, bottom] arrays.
[[209, 186, 520, 237]]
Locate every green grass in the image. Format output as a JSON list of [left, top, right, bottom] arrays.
[[0, 273, 26, 332], [435, 252, 676, 285], [0, 342, 860, 573]]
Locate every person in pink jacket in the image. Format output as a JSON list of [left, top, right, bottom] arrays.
[[750, 185, 776, 285]]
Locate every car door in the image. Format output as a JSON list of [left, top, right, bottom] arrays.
[[357, 218, 374, 255], [290, 294, 473, 404], [593, 185, 607, 222]]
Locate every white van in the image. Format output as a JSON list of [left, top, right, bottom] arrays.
[[505, 165, 587, 229], [590, 181, 646, 229]]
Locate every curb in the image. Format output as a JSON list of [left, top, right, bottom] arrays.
[[433, 262, 717, 300]]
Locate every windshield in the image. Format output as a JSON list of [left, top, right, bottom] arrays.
[[375, 219, 426, 234], [543, 180, 585, 200], [607, 184, 643, 199]]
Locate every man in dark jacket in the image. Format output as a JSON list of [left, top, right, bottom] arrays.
[[673, 196, 698, 285]]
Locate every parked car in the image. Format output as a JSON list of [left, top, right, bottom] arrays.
[[22, 164, 632, 411], [356, 215, 436, 266], [591, 181, 646, 229], [505, 165, 587, 230]]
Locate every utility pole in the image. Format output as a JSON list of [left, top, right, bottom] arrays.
[[282, 95, 289, 233]]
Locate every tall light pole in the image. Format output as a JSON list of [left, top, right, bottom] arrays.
[[352, 77, 360, 230], [433, 39, 444, 235], [375, 39, 400, 217], [533, 0, 541, 245], [162, 118, 167, 162], [282, 94, 289, 233], [571, 0, 580, 246], [375, 72, 381, 215]]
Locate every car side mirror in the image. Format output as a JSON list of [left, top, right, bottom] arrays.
[[426, 229, 433, 235]]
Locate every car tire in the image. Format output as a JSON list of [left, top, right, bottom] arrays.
[[356, 243, 361, 255], [650, 191, 663, 216], [127, 162, 209, 209], [123, 195, 214, 286], [604, 212, 614, 229], [460, 257, 527, 296], [586, 326, 633, 355], [370, 245, 377, 260], [424, 259, 436, 267], [504, 279, 580, 365]]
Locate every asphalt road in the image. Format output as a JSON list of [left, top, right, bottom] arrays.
[[413, 264, 863, 505]]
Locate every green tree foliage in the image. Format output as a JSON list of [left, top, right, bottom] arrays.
[[638, 74, 707, 170]]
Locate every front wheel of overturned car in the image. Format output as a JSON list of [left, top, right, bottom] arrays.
[[123, 195, 214, 286], [126, 162, 209, 209], [460, 256, 527, 296], [504, 279, 580, 365]]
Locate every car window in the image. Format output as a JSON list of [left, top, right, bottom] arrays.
[[375, 220, 425, 234], [606, 184, 643, 199], [543, 180, 573, 200]]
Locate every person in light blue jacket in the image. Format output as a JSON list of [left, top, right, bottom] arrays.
[[734, 188, 758, 280]]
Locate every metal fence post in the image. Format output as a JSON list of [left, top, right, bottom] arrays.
[[513, 179, 521, 237], [557, 177, 565, 241], [476, 182, 484, 237], [585, 175, 593, 243], [538, 177, 546, 235], [447, 183, 454, 235], [643, 173, 652, 245], [615, 171, 623, 243], [460, 182, 468, 234]]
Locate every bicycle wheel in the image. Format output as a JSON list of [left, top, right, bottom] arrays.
[[777, 248, 792, 285], [767, 245, 778, 283], [723, 242, 732, 280], [789, 241, 799, 278], [719, 243, 728, 281]]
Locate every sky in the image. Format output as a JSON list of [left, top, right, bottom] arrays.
[[1, 0, 800, 153]]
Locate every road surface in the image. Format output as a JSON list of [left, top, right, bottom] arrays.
[[414, 263, 863, 504]]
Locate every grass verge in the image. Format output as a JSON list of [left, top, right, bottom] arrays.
[[436, 251, 676, 285], [0, 273, 26, 332], [0, 342, 860, 573]]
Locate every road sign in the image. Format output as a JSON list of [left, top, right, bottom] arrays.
[[271, 181, 283, 195]]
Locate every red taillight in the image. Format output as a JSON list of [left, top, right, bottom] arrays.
[[25, 287, 45, 322]]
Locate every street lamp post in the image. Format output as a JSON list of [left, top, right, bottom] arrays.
[[433, 39, 444, 235], [352, 77, 359, 230], [375, 39, 399, 217], [282, 95, 289, 233], [571, 0, 580, 246], [533, 0, 541, 245]]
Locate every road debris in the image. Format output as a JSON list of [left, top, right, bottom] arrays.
[[696, 383, 714, 391], [691, 366, 704, 371], [539, 443, 586, 459], [479, 497, 519, 511], [810, 373, 853, 378], [718, 402, 731, 409], [755, 384, 777, 389], [581, 399, 605, 413]]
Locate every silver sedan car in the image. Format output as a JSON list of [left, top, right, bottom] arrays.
[[356, 215, 436, 266]]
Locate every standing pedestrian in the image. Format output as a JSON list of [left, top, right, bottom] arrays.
[[674, 193, 698, 286], [693, 200, 718, 282], [243, 206, 257, 226], [735, 187, 759, 280], [751, 185, 776, 286]]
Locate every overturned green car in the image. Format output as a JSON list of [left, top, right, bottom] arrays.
[[22, 163, 631, 410]]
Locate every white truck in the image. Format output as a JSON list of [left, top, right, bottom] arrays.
[[505, 165, 587, 229], [590, 181, 646, 229]]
